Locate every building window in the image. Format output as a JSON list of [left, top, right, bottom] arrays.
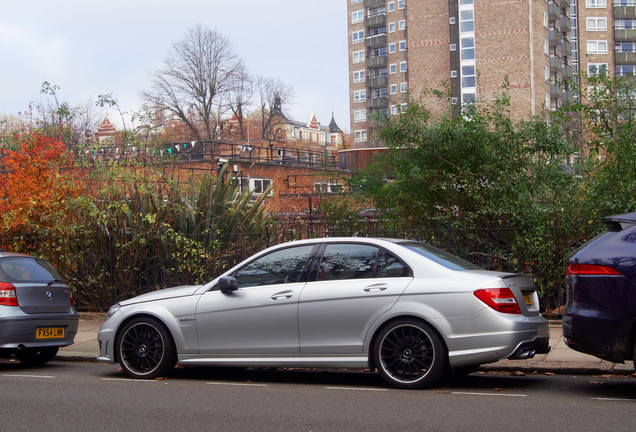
[[351, 0, 362, 3], [352, 30, 364, 43], [352, 10, 364, 24], [587, 40, 608, 54], [390, 63, 397, 74], [390, 84, 398, 94], [450, 44, 457, 51], [543, 11, 548, 28], [544, 39, 549, 55], [588, 63, 608, 75], [399, 40, 407, 51], [352, 50, 365, 63], [450, 17, 456, 24], [353, 70, 365, 83], [388, 1, 395, 11], [617, 64, 636, 75], [354, 110, 367, 122], [616, 41, 636, 52], [400, 61, 407, 72], [616, 19, 636, 29], [545, 65, 550, 81], [586, 0, 606, 7], [398, 0, 405, 9], [459, 10, 474, 32], [354, 90, 366, 103], [460, 37, 475, 60], [400, 82, 408, 92], [461, 64, 476, 88], [389, 22, 396, 32], [587, 17, 607, 31], [354, 130, 367, 142], [452, 97, 458, 104], [391, 105, 399, 115], [239, 178, 273, 198], [389, 42, 396, 53], [451, 70, 458, 78], [401, 103, 408, 111], [399, 20, 406, 30]]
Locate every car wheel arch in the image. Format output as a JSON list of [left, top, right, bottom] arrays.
[[366, 315, 450, 372], [113, 313, 177, 363]]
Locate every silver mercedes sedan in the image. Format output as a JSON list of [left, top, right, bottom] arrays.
[[97, 238, 549, 389]]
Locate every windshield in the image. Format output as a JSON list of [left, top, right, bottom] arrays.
[[398, 242, 481, 270]]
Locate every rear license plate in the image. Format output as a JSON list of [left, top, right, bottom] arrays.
[[522, 292, 533, 306], [36, 328, 65, 339]]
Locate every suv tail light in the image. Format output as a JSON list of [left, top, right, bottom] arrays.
[[566, 263, 622, 276], [474, 288, 521, 314], [0, 282, 19, 307]]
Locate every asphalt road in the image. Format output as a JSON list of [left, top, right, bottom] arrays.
[[1, 360, 634, 432]]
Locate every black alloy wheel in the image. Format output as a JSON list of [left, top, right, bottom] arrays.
[[374, 319, 446, 389], [117, 317, 176, 379]]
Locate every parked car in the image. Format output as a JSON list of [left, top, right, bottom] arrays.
[[563, 213, 636, 370], [98, 237, 550, 388], [0, 252, 79, 364]]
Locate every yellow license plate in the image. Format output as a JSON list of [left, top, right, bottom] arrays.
[[36, 328, 65, 339], [522, 292, 533, 306]]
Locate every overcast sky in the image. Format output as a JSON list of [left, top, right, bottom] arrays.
[[0, 0, 351, 132]]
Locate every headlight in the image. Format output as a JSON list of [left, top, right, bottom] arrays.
[[106, 304, 121, 320]]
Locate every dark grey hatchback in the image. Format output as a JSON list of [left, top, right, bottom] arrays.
[[0, 252, 78, 364]]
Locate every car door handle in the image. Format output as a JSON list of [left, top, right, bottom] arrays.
[[271, 290, 294, 300], [364, 284, 388, 292]]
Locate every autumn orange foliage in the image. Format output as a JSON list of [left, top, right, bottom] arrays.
[[0, 133, 86, 232]]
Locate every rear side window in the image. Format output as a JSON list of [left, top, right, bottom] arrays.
[[316, 244, 411, 281], [0, 257, 62, 283]]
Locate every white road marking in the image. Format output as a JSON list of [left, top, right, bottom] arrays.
[[452, 391, 526, 397], [100, 378, 160, 382], [590, 397, 636, 402], [207, 382, 268, 387], [1, 374, 55, 379]]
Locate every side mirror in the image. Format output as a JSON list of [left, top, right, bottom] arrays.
[[218, 276, 238, 293]]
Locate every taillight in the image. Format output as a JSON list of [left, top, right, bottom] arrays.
[[474, 288, 521, 314], [566, 263, 622, 276], [69, 291, 75, 307], [0, 282, 19, 307]]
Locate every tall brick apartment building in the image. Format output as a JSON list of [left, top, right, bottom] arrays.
[[346, 0, 636, 149]]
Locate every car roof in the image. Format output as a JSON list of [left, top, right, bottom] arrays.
[[0, 251, 31, 259], [601, 212, 636, 231]]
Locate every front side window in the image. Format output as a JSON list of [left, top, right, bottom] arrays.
[[233, 245, 315, 288]]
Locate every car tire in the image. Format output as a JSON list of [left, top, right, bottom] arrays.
[[374, 319, 447, 389], [116, 317, 176, 379], [16, 347, 59, 365]]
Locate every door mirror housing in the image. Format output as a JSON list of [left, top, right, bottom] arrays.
[[218, 276, 238, 293]]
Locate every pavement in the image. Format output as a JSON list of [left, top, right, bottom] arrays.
[[59, 316, 636, 376]]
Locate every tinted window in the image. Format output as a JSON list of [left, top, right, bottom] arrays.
[[234, 245, 314, 288], [0, 257, 62, 283], [376, 250, 410, 277], [398, 242, 481, 270], [317, 244, 378, 281]]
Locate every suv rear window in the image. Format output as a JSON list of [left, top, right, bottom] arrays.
[[0, 257, 63, 283]]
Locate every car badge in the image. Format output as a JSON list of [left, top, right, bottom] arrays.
[[46, 291, 53, 300]]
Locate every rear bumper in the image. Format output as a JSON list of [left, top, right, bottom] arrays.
[[563, 313, 628, 363], [507, 335, 551, 359], [0, 311, 79, 350]]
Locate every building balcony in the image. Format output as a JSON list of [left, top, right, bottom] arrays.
[[550, 56, 561, 71], [364, 0, 385, 7], [365, 12, 386, 29], [614, 5, 636, 18], [615, 28, 636, 40], [549, 29, 560, 46], [616, 51, 636, 64], [366, 96, 389, 109], [562, 64, 573, 78], [561, 40, 572, 56], [366, 74, 388, 88], [365, 34, 387, 49], [559, 0, 570, 9], [548, 1, 559, 20], [366, 54, 388, 68], [550, 83, 563, 95], [561, 15, 572, 31]]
